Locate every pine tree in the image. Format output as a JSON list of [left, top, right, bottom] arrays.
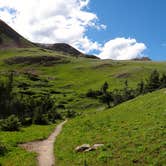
[[137, 80, 145, 95], [146, 70, 160, 92], [112, 89, 123, 106], [101, 81, 109, 94], [100, 92, 112, 108], [160, 73, 166, 88]]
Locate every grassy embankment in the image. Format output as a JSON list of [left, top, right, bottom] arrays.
[[55, 89, 166, 165], [0, 124, 56, 166]]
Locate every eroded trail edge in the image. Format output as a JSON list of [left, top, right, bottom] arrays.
[[20, 120, 67, 166]]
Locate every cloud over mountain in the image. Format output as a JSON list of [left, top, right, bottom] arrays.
[[98, 38, 147, 60], [0, 0, 103, 53], [0, 0, 147, 60]]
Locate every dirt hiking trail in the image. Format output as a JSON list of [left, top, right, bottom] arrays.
[[20, 120, 67, 166]]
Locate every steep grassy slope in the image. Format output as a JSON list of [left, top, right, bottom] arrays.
[[55, 89, 166, 165]]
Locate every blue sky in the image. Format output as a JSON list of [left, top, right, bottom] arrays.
[[0, 0, 165, 60], [87, 0, 166, 60]]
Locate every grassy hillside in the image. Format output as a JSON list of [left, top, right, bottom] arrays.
[[0, 48, 166, 112], [0, 20, 166, 166], [0, 47, 166, 165], [54, 89, 166, 165]]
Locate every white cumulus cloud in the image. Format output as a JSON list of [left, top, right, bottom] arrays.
[[0, 0, 103, 53], [98, 38, 147, 60], [0, 1, 147, 60]]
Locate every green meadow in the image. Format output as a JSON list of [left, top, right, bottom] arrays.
[[55, 89, 166, 165], [0, 47, 166, 165], [0, 124, 56, 166]]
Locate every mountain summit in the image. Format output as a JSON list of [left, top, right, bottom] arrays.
[[37, 43, 84, 57], [0, 19, 99, 59]]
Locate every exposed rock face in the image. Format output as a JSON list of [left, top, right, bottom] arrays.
[[37, 43, 83, 57], [0, 19, 99, 59], [85, 54, 100, 59], [37, 43, 100, 59], [0, 19, 33, 48]]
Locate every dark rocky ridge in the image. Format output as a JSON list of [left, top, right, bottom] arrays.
[[0, 19, 99, 59], [37, 43, 99, 59], [37, 43, 83, 57], [0, 19, 34, 48], [132, 57, 151, 61]]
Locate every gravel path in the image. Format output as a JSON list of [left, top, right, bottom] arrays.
[[20, 120, 67, 166]]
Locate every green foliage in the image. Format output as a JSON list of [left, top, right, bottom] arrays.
[[86, 89, 102, 98], [31, 95, 61, 125], [87, 70, 166, 108], [0, 142, 7, 156], [100, 92, 112, 108], [66, 110, 77, 118], [33, 113, 50, 125], [111, 89, 123, 105], [0, 115, 21, 131], [146, 69, 160, 92], [136, 80, 145, 95], [101, 81, 109, 94], [0, 74, 62, 125], [160, 73, 166, 88]]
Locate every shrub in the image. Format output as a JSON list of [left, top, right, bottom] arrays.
[[0, 142, 8, 156], [160, 73, 166, 88], [32, 111, 50, 125], [86, 89, 102, 98], [0, 115, 21, 131], [86, 70, 166, 108], [101, 81, 109, 93], [66, 110, 77, 118], [48, 109, 62, 122], [100, 92, 112, 108], [146, 70, 160, 92]]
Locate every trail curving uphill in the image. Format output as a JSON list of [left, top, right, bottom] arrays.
[[20, 120, 67, 166]]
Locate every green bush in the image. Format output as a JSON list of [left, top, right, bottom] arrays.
[[0, 119, 3, 128], [0, 115, 21, 131], [0, 142, 8, 156], [33, 112, 50, 125], [66, 110, 77, 118]]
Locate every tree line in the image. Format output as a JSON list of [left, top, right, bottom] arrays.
[[86, 70, 166, 108], [0, 72, 63, 131]]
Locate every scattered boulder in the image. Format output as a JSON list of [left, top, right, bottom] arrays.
[[75, 144, 90, 152], [75, 143, 104, 152], [91, 144, 104, 150], [84, 147, 94, 152]]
